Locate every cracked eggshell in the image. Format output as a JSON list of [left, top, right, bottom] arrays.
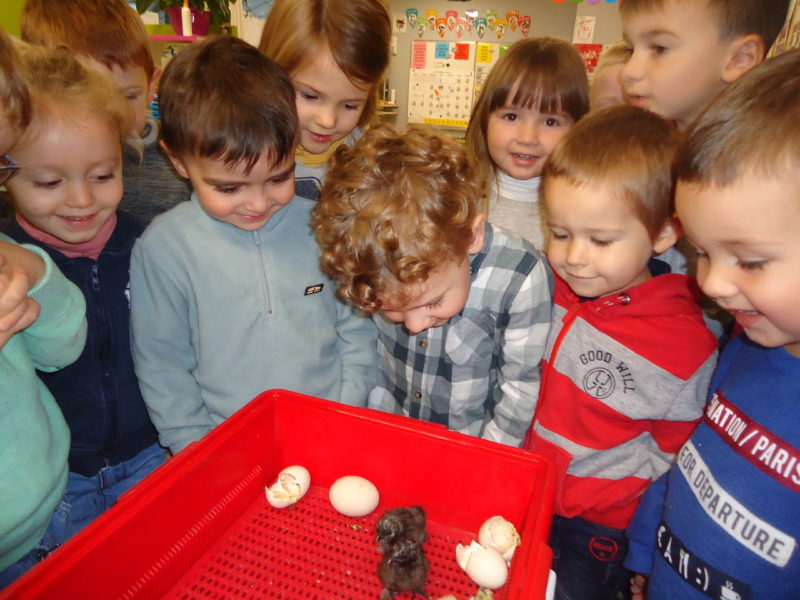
[[328, 475, 379, 517], [456, 541, 508, 590], [265, 465, 311, 508], [478, 515, 521, 563]]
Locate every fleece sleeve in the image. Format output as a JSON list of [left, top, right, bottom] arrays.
[[334, 298, 378, 407], [482, 257, 553, 447], [129, 239, 211, 454], [20, 243, 87, 371]]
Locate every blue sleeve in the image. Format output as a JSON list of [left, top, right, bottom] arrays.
[[624, 471, 668, 574]]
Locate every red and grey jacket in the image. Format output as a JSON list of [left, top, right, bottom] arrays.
[[526, 272, 718, 529]]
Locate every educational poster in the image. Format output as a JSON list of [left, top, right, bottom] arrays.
[[473, 43, 509, 104], [408, 40, 476, 129]]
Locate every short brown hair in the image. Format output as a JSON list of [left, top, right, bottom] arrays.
[[258, 0, 391, 127], [313, 124, 482, 313], [543, 104, 682, 239], [13, 43, 133, 152], [620, 0, 791, 53], [0, 29, 31, 130], [466, 37, 589, 189], [677, 49, 800, 187], [158, 36, 297, 173], [21, 0, 155, 81]]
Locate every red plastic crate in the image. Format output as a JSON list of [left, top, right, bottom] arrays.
[[1, 390, 555, 600]]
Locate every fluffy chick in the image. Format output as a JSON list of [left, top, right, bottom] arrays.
[[376, 506, 431, 599]]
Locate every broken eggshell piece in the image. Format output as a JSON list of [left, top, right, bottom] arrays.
[[478, 515, 521, 563], [456, 541, 508, 590], [265, 465, 311, 508]]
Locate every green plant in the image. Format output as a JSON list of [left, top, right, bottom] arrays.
[[135, 0, 237, 26]]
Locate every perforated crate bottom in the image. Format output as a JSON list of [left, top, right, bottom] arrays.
[[167, 485, 503, 599]]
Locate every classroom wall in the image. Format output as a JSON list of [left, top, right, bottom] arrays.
[[576, 1, 623, 45], [0, 0, 25, 36], [386, 1, 580, 130]]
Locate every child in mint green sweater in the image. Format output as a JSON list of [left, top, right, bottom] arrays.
[[0, 30, 87, 588]]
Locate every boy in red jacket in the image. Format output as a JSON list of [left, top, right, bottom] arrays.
[[525, 105, 718, 600]]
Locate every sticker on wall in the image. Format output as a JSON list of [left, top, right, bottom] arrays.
[[485, 9, 497, 30], [574, 43, 604, 72], [417, 23, 425, 38], [573, 15, 596, 43], [455, 18, 468, 38], [520, 15, 532, 37], [406, 8, 418, 29], [495, 18, 508, 39], [506, 10, 520, 31], [394, 15, 406, 33], [446, 10, 458, 30], [465, 10, 478, 32], [426, 9, 438, 31], [436, 17, 447, 38], [474, 17, 488, 39]]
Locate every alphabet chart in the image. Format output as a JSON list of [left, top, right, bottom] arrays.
[[407, 40, 476, 129]]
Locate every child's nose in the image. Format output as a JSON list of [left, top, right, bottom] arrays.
[[68, 183, 93, 208], [404, 313, 428, 336], [565, 239, 587, 266], [621, 50, 643, 84], [517, 120, 539, 145], [697, 260, 737, 303], [314, 104, 337, 130]]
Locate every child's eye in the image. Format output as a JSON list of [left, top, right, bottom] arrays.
[[501, 112, 518, 122], [94, 173, 115, 183], [426, 299, 444, 309], [549, 231, 568, 241], [270, 173, 292, 184], [650, 45, 668, 56], [591, 238, 613, 247], [544, 117, 561, 127], [737, 259, 767, 271], [34, 179, 61, 189], [215, 185, 240, 194], [299, 91, 318, 101], [344, 103, 361, 111]]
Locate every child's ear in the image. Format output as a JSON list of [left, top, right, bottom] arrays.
[[147, 67, 162, 106], [652, 216, 680, 255], [160, 141, 189, 179], [722, 34, 764, 84], [467, 214, 487, 254]]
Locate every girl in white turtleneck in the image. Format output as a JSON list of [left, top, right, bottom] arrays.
[[466, 37, 590, 250]]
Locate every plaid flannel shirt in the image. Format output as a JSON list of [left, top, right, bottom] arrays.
[[368, 224, 554, 447]]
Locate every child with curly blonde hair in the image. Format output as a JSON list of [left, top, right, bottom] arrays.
[[314, 123, 553, 447]]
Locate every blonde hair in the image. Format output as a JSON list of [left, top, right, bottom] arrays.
[[14, 43, 134, 152], [313, 124, 483, 313], [595, 41, 630, 73], [21, 0, 155, 81], [0, 29, 31, 130], [465, 37, 589, 195], [543, 104, 682, 239], [258, 0, 391, 127]]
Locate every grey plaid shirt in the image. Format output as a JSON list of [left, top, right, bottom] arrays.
[[368, 224, 554, 447]]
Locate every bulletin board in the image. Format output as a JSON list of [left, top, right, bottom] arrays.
[[407, 40, 476, 129], [473, 42, 509, 104]]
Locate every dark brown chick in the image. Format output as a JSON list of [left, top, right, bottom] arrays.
[[376, 506, 431, 600]]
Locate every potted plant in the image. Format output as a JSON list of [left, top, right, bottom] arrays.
[[135, 0, 237, 34]]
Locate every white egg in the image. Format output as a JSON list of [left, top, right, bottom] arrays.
[[265, 465, 311, 508], [478, 515, 521, 563], [456, 541, 508, 590], [328, 475, 379, 516]]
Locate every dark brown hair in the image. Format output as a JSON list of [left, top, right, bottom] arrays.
[[158, 36, 297, 172]]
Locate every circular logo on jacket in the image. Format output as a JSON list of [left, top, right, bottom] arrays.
[[583, 367, 615, 399], [589, 536, 619, 561]]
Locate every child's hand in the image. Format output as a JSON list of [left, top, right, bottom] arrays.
[[0, 241, 45, 349], [631, 573, 649, 600]]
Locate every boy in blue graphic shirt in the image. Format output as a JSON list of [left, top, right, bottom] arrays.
[[624, 50, 800, 600]]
